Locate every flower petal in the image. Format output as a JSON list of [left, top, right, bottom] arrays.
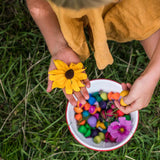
[[48, 69, 65, 75], [54, 60, 69, 71], [75, 72, 87, 80], [73, 77, 85, 88], [124, 124, 132, 132], [71, 79, 80, 92], [116, 135, 126, 142], [52, 82, 63, 89], [56, 78, 67, 88], [111, 131, 119, 138], [49, 74, 65, 81], [118, 117, 126, 124], [65, 80, 73, 94], [49, 75, 56, 81], [77, 80, 85, 87], [70, 62, 83, 70], [49, 61, 88, 94], [74, 68, 86, 73]]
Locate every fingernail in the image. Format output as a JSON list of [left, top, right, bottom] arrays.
[[81, 100, 86, 105], [71, 101, 77, 106], [86, 84, 90, 88], [85, 94, 89, 100]]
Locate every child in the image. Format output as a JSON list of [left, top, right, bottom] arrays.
[[26, 0, 160, 113]]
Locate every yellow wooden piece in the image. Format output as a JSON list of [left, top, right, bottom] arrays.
[[120, 90, 129, 97], [120, 98, 128, 106], [96, 121, 106, 130]]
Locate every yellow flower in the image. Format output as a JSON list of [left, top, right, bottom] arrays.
[[48, 60, 88, 94]]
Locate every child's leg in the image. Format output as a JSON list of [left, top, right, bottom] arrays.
[[140, 29, 160, 59]]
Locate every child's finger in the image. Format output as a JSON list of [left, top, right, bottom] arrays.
[[64, 91, 77, 106], [126, 83, 132, 89], [115, 98, 142, 114], [46, 79, 53, 92], [81, 87, 89, 100], [74, 91, 86, 105], [121, 83, 128, 90], [114, 100, 132, 114], [83, 78, 90, 88], [116, 104, 133, 114], [123, 92, 136, 107], [114, 100, 121, 110], [121, 83, 132, 90]]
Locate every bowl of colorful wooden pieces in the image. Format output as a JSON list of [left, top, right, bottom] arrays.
[[66, 79, 139, 151]]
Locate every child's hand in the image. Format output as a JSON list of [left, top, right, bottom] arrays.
[[115, 76, 156, 113], [46, 46, 90, 106]]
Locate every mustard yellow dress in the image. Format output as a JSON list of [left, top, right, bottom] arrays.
[[47, 0, 160, 70]]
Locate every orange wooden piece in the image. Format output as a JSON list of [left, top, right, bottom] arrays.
[[96, 106, 101, 112], [84, 103, 91, 110], [108, 92, 113, 100], [112, 92, 120, 100], [75, 113, 82, 121], [74, 107, 83, 113], [79, 120, 86, 125], [108, 92, 120, 100]]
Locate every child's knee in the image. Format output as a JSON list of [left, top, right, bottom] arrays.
[[27, 0, 51, 18]]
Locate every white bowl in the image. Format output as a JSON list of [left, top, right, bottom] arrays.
[[66, 79, 139, 151]]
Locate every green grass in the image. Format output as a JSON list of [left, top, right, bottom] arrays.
[[0, 0, 160, 160]]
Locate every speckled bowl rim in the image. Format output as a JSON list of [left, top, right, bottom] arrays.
[[66, 79, 139, 151]]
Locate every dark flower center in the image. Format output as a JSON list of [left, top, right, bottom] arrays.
[[65, 69, 74, 79]]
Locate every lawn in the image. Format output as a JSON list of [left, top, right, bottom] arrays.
[[0, 0, 160, 160]]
